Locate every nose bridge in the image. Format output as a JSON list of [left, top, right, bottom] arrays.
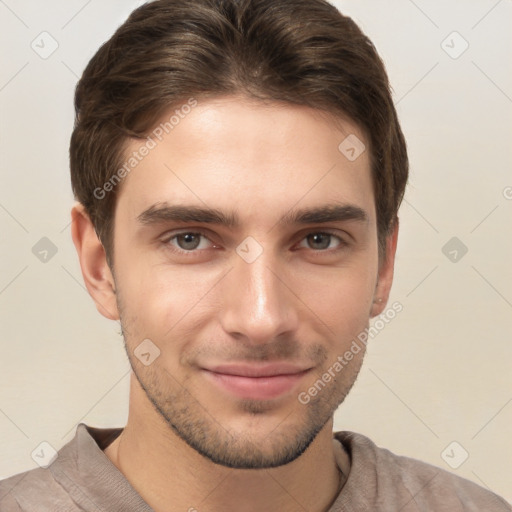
[[219, 244, 298, 342], [241, 253, 280, 317]]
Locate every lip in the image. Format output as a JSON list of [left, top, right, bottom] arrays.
[[201, 363, 311, 400], [206, 363, 311, 377]]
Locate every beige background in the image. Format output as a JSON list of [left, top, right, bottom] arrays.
[[1, 0, 511, 503]]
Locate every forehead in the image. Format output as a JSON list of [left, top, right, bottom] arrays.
[[115, 96, 374, 226]]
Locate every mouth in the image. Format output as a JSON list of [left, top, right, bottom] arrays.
[[201, 363, 312, 401]]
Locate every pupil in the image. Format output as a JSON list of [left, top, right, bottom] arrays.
[[309, 233, 329, 250], [179, 233, 200, 250]]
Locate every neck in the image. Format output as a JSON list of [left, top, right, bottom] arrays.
[[104, 376, 350, 512]]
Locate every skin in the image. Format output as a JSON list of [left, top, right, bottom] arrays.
[[71, 95, 398, 512]]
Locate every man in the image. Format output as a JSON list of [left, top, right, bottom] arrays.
[[0, 0, 510, 510]]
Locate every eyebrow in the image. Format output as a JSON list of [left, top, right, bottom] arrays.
[[136, 202, 368, 229]]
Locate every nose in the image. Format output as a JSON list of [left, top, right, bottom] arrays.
[[218, 248, 300, 345]]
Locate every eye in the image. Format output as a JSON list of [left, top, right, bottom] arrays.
[[298, 232, 345, 251], [162, 231, 214, 253], [160, 230, 347, 256]]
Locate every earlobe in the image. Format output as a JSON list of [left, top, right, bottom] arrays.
[[370, 219, 399, 318], [70, 202, 120, 321]]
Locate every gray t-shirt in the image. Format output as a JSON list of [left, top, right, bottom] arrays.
[[0, 423, 510, 511]]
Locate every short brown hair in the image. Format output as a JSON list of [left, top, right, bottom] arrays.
[[70, 0, 408, 268]]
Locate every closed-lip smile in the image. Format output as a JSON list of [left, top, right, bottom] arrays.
[[201, 362, 312, 400]]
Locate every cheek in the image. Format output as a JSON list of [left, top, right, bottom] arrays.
[[116, 256, 224, 336], [115, 228, 378, 345], [288, 259, 377, 334]]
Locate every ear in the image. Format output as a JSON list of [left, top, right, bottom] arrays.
[[370, 218, 399, 318], [70, 202, 120, 321]]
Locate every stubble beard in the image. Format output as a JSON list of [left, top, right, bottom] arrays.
[[116, 294, 365, 469]]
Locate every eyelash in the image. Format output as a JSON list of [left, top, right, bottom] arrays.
[[160, 230, 348, 256]]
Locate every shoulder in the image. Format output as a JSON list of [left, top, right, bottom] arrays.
[[0, 463, 85, 511], [0, 423, 101, 511], [334, 431, 511, 511], [0, 471, 25, 511]]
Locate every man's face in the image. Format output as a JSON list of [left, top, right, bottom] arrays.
[[110, 96, 384, 469]]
